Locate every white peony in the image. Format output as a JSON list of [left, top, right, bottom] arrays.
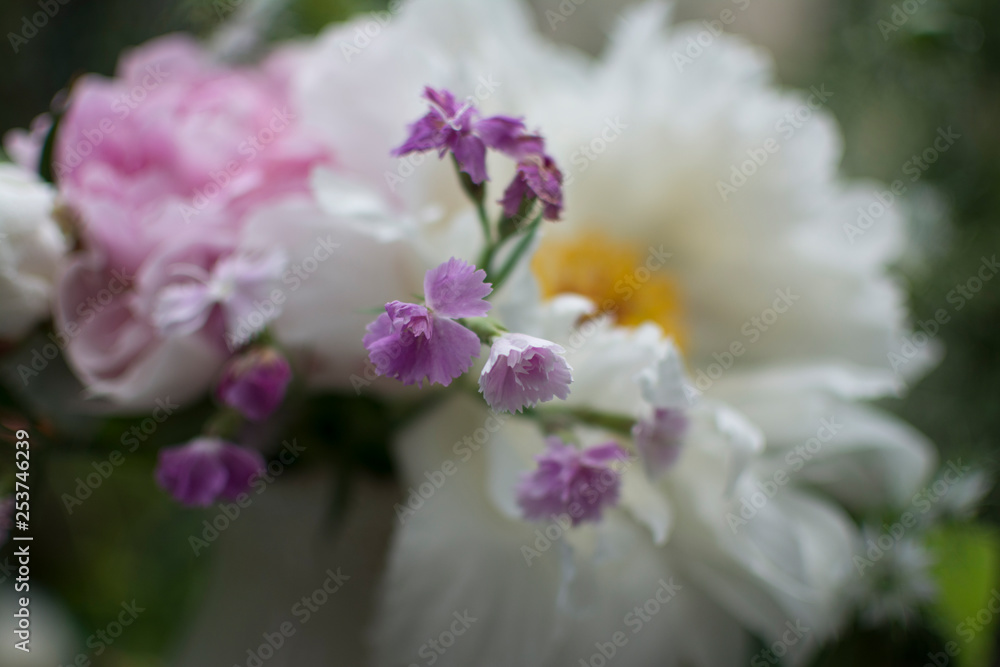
[[276, 0, 941, 665], [0, 163, 66, 341], [180, 0, 938, 665]]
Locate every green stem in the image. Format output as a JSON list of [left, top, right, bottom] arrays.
[[204, 408, 244, 439], [523, 405, 636, 438], [459, 316, 508, 345], [451, 155, 491, 245], [478, 239, 496, 277], [38, 105, 65, 185], [489, 212, 543, 293], [475, 199, 491, 244]]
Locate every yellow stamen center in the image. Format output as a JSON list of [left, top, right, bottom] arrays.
[[531, 231, 687, 350]]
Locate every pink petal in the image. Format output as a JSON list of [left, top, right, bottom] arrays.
[[423, 257, 492, 319]]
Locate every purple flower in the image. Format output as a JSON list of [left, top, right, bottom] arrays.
[[216, 347, 292, 420], [517, 438, 627, 526], [632, 408, 688, 476], [155, 437, 265, 507], [479, 333, 572, 413], [393, 87, 525, 184], [363, 258, 492, 387], [500, 137, 564, 221]]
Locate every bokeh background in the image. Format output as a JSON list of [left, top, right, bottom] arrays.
[[1, 0, 998, 664]]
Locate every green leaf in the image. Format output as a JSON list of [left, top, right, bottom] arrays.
[[926, 522, 1000, 667]]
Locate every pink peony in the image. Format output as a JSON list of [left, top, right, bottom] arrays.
[[38, 35, 331, 408]]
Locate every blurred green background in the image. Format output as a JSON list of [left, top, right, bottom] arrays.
[[0, 0, 998, 664]]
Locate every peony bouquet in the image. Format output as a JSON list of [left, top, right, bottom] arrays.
[[0, 0, 996, 665]]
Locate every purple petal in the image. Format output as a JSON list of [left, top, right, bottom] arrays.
[[451, 134, 488, 184], [497, 136, 564, 221], [632, 408, 687, 476], [217, 444, 267, 499], [155, 438, 265, 506], [425, 87, 477, 132], [386, 301, 433, 337], [474, 115, 526, 153], [520, 156, 563, 221], [393, 88, 476, 158], [423, 86, 461, 119], [415, 316, 483, 386], [155, 440, 229, 506], [517, 438, 627, 526], [479, 333, 572, 413], [542, 200, 562, 221], [580, 441, 631, 466], [363, 312, 403, 373], [216, 347, 293, 421], [423, 258, 492, 318], [363, 311, 481, 387], [499, 173, 530, 218], [153, 282, 213, 337], [393, 110, 447, 156], [504, 133, 547, 160]]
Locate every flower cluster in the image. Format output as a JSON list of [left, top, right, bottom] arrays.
[[394, 86, 564, 220], [365, 90, 654, 525], [1, 36, 314, 509], [364, 257, 492, 387], [153, 345, 292, 506], [364, 257, 573, 413], [360, 89, 696, 529], [13, 35, 329, 407], [366, 88, 573, 418], [0, 2, 974, 663]]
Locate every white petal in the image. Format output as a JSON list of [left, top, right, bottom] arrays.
[[635, 338, 690, 409]]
